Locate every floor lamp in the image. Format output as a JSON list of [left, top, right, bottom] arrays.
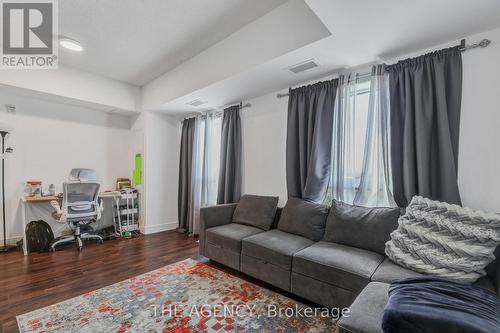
[[0, 128, 15, 252]]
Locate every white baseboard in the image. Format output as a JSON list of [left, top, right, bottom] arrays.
[[4, 221, 178, 241], [0, 236, 22, 246], [142, 221, 177, 235]]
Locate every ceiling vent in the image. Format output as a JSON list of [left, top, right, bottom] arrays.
[[186, 99, 207, 107], [288, 59, 319, 74]]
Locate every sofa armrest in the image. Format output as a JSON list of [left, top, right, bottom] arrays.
[[199, 203, 238, 256]]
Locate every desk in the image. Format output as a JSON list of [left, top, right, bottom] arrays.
[[22, 195, 62, 203], [20, 193, 121, 255], [21, 196, 62, 255]]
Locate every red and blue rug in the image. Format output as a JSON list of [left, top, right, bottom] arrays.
[[17, 259, 335, 332]]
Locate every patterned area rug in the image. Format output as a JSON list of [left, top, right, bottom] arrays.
[[17, 259, 336, 332]]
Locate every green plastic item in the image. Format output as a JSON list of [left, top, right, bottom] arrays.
[[132, 153, 142, 185]]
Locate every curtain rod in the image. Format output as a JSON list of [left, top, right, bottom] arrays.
[[276, 37, 491, 99], [236, 102, 252, 109], [459, 38, 491, 52], [180, 102, 251, 123], [276, 72, 370, 99]]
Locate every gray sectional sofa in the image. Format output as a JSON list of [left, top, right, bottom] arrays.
[[199, 195, 500, 333]]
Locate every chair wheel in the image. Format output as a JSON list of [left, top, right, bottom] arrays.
[[99, 239, 103, 244]]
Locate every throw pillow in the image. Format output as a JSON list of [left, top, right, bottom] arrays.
[[385, 196, 500, 283], [232, 194, 279, 231], [324, 200, 401, 255], [278, 197, 329, 241]]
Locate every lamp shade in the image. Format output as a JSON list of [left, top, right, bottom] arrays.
[[0, 122, 13, 134]]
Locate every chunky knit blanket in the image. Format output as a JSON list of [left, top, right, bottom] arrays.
[[385, 196, 500, 283]]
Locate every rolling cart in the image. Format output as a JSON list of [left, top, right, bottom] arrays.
[[112, 189, 140, 236]]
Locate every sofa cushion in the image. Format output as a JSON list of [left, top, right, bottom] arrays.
[[206, 223, 264, 252], [242, 229, 314, 270], [324, 200, 400, 255], [293, 241, 384, 293], [277, 197, 329, 241], [232, 194, 279, 231], [372, 257, 424, 283], [338, 282, 389, 333]]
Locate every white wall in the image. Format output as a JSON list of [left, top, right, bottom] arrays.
[[240, 26, 500, 213], [241, 93, 288, 206], [456, 28, 500, 212], [142, 111, 180, 234], [0, 92, 136, 242], [0, 64, 141, 112]]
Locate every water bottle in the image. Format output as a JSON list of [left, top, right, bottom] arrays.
[[48, 184, 55, 196]]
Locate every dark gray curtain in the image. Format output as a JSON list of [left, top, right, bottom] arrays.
[[178, 118, 196, 232], [217, 105, 242, 204], [286, 79, 338, 202], [388, 46, 463, 207]]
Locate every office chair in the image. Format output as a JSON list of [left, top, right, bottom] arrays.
[[50, 169, 104, 251]]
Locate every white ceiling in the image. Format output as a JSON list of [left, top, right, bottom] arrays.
[[58, 0, 286, 85], [306, 0, 500, 63], [160, 0, 500, 113]]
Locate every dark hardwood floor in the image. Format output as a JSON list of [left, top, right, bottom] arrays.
[[0, 231, 199, 333]]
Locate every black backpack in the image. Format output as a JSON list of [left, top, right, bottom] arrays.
[[25, 220, 54, 253]]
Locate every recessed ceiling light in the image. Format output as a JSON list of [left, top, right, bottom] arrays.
[[59, 37, 83, 52]]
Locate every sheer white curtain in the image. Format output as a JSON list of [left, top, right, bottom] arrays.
[[191, 112, 222, 234], [201, 112, 222, 207], [189, 116, 204, 235], [354, 65, 396, 207], [331, 74, 358, 204], [330, 68, 396, 207]]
